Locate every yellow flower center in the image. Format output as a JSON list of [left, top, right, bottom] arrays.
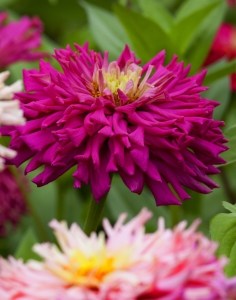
[[92, 61, 153, 105], [50, 246, 133, 287]]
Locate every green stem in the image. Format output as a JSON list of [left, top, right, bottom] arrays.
[[83, 196, 107, 235], [170, 205, 182, 226], [56, 187, 65, 221]]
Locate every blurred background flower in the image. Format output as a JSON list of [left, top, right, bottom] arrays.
[[0, 210, 236, 299], [204, 23, 236, 91], [0, 12, 46, 69], [0, 167, 27, 236], [227, 0, 236, 7]]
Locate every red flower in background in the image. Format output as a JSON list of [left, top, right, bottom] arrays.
[[205, 23, 236, 91], [0, 12, 45, 69], [227, 0, 236, 6]]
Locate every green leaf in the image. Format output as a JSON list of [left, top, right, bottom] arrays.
[[0, 0, 17, 7], [61, 25, 96, 49], [48, 0, 58, 4], [41, 35, 58, 54], [176, 0, 220, 20], [203, 76, 230, 120], [137, 0, 174, 33], [223, 202, 236, 214], [114, 4, 173, 62], [172, 0, 222, 56], [8, 61, 38, 82], [81, 1, 130, 59], [210, 213, 236, 246], [222, 124, 236, 166], [226, 241, 236, 276], [15, 228, 39, 261], [225, 124, 236, 135], [210, 212, 236, 276], [184, 1, 227, 72], [223, 141, 236, 166], [225, 94, 236, 128], [205, 60, 236, 85]]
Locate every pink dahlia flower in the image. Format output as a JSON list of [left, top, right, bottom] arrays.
[[0, 71, 24, 170], [0, 12, 45, 69], [0, 209, 236, 299], [0, 167, 27, 236], [205, 23, 236, 91], [6, 44, 227, 204]]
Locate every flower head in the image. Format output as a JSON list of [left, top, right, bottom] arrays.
[[6, 44, 227, 205], [0, 12, 45, 68], [0, 210, 236, 299], [0, 167, 27, 236], [205, 23, 236, 91], [0, 71, 24, 170]]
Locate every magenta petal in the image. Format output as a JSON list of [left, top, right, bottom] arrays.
[[148, 179, 181, 206], [130, 147, 149, 172], [120, 170, 144, 194], [117, 45, 140, 69], [73, 161, 89, 185], [20, 130, 54, 151], [129, 127, 144, 146], [32, 162, 74, 186], [90, 166, 111, 202]]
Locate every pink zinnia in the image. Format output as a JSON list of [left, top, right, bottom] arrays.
[[6, 44, 227, 204], [0, 209, 236, 299], [205, 23, 236, 91], [0, 12, 45, 68]]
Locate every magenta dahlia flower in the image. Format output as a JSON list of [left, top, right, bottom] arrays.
[[0, 167, 27, 236], [0, 12, 45, 69], [205, 23, 236, 91], [0, 210, 236, 299], [6, 44, 227, 204]]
